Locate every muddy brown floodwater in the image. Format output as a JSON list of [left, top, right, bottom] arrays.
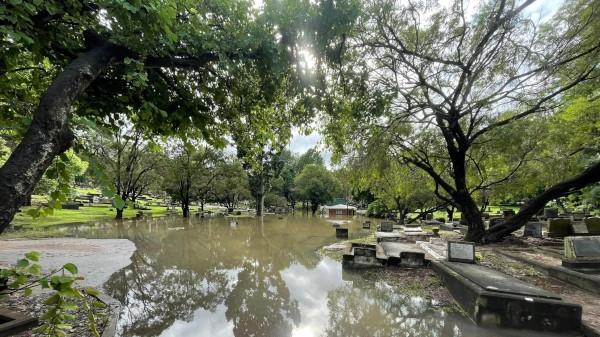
[[3, 215, 576, 337]]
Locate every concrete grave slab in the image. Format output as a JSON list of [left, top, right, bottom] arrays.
[[563, 236, 600, 270], [432, 260, 582, 332], [379, 242, 426, 267], [571, 222, 589, 235]]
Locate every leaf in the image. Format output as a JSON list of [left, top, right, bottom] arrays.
[[16, 258, 29, 268], [84, 287, 100, 297], [44, 294, 60, 305], [63, 263, 78, 275], [24, 288, 33, 296], [25, 251, 40, 262]]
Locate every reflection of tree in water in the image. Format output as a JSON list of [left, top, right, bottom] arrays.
[[105, 249, 232, 337], [225, 259, 300, 337], [324, 283, 457, 337], [104, 217, 320, 337]]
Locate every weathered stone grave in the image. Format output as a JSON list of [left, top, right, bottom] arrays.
[[342, 243, 382, 269], [548, 218, 573, 238], [378, 222, 394, 232], [585, 217, 600, 235], [431, 260, 582, 332], [336, 227, 349, 239], [562, 236, 600, 270], [362, 221, 371, 229], [447, 241, 475, 264], [544, 207, 559, 219], [523, 222, 543, 238], [379, 242, 426, 267], [502, 209, 515, 221], [571, 221, 589, 235], [403, 223, 423, 233]]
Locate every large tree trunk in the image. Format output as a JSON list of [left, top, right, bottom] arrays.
[[0, 42, 123, 234], [311, 202, 319, 215], [457, 192, 486, 242], [484, 161, 600, 242]]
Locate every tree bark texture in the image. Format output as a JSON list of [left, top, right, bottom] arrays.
[[0, 43, 123, 233]]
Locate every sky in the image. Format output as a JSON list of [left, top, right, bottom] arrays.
[[285, 0, 564, 163]]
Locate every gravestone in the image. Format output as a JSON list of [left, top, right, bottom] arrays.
[[503, 209, 515, 221], [379, 222, 394, 232], [562, 236, 600, 269], [425, 213, 434, 220], [544, 207, 559, 219], [523, 222, 543, 238], [571, 222, 589, 235], [585, 217, 600, 235], [548, 218, 573, 238], [447, 241, 475, 263], [362, 221, 371, 229], [336, 228, 349, 239]]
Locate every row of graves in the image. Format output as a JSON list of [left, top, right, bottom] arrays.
[[335, 218, 600, 335]]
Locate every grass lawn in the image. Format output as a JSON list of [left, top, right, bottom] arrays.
[[11, 204, 170, 228]]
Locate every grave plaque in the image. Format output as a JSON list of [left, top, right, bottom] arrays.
[[362, 221, 371, 229], [523, 222, 543, 238], [379, 222, 394, 232], [447, 241, 476, 263], [562, 236, 600, 269], [585, 217, 600, 235], [336, 228, 349, 239]]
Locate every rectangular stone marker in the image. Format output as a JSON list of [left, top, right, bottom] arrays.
[[563, 236, 600, 269], [362, 221, 371, 229], [571, 222, 589, 235], [523, 222, 543, 238], [379, 222, 394, 232], [447, 241, 475, 263], [336, 228, 349, 239], [585, 217, 600, 235], [548, 218, 572, 238], [544, 207, 559, 219]]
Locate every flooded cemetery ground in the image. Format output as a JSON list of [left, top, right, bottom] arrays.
[[0, 215, 592, 337]]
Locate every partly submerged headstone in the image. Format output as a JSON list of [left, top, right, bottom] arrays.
[[447, 241, 475, 264], [562, 236, 600, 270], [362, 221, 371, 229], [336, 227, 349, 239], [342, 243, 382, 269], [523, 222, 543, 238], [547, 218, 572, 238]]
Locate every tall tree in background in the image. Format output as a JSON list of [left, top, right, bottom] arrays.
[[90, 129, 161, 219], [295, 164, 340, 214], [163, 141, 222, 217], [323, 0, 600, 242], [211, 158, 251, 211]]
